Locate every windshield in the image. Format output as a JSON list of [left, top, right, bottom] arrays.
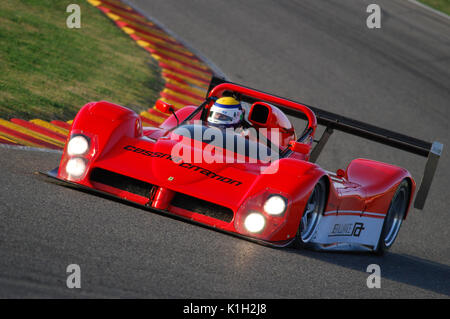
[[171, 122, 279, 162]]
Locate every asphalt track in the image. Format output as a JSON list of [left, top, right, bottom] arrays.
[[1, 0, 449, 298]]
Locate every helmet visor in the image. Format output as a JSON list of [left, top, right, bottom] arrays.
[[208, 111, 234, 123]]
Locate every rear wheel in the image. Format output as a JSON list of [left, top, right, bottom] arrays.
[[292, 178, 327, 248], [375, 179, 411, 255]]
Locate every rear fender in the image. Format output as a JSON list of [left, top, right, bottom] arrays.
[[346, 159, 416, 218]]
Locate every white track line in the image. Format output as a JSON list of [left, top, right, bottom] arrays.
[[0, 143, 63, 154], [408, 0, 450, 20]]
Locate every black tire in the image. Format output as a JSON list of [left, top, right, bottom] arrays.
[[374, 179, 411, 255], [292, 178, 327, 249]]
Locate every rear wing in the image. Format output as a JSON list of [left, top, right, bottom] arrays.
[[207, 76, 443, 210]]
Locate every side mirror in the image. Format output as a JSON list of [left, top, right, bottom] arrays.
[[156, 100, 175, 114], [336, 169, 346, 178], [288, 141, 311, 155]]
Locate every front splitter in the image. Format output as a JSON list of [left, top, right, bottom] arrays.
[[39, 167, 294, 249]]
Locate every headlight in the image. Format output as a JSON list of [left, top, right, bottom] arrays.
[[67, 135, 89, 156], [244, 212, 265, 233], [263, 195, 287, 216], [65, 157, 87, 178]]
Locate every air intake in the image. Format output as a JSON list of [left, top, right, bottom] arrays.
[[90, 168, 154, 198], [171, 193, 234, 223]]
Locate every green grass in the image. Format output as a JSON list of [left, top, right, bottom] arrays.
[[0, 0, 164, 121], [419, 0, 450, 15]]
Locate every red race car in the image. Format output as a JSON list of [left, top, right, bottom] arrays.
[[45, 77, 443, 254]]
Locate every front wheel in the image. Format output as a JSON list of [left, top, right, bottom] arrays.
[[374, 179, 411, 255], [292, 178, 327, 249]]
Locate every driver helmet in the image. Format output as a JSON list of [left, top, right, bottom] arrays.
[[207, 97, 244, 129]]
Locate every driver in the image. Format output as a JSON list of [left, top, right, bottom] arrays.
[[207, 97, 258, 142], [207, 97, 244, 129]]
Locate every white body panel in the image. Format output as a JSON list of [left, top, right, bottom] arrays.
[[309, 210, 385, 251]]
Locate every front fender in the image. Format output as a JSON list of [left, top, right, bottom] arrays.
[[58, 101, 142, 184], [235, 158, 329, 242]]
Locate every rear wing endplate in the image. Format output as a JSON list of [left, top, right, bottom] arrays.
[[207, 76, 443, 210]]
